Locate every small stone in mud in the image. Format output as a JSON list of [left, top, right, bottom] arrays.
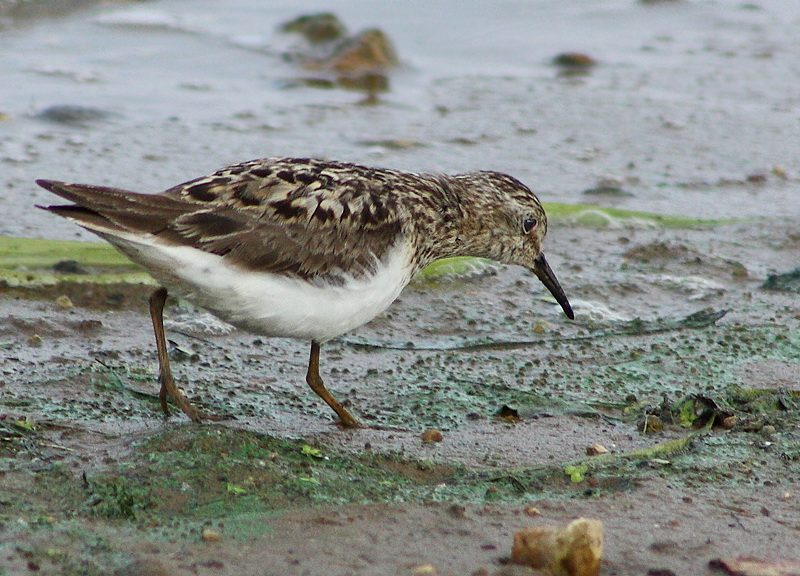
[[586, 444, 609, 456], [729, 262, 748, 278], [497, 405, 520, 422], [746, 173, 767, 183], [512, 517, 603, 576], [201, 527, 222, 542], [55, 295, 74, 310], [720, 415, 737, 429], [53, 259, 88, 274], [421, 428, 443, 444], [582, 185, 633, 197], [772, 165, 787, 179], [27, 334, 43, 347], [281, 12, 347, 44], [411, 565, 438, 576], [640, 415, 663, 434], [524, 505, 541, 517], [447, 504, 466, 518], [35, 105, 113, 126], [552, 52, 597, 68]]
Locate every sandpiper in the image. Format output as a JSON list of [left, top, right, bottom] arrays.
[[37, 157, 574, 427]]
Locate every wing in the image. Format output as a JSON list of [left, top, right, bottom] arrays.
[[36, 158, 410, 281]]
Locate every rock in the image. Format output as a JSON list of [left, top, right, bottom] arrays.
[[511, 518, 604, 576], [313, 28, 398, 73], [582, 185, 633, 197], [35, 105, 113, 126], [640, 414, 663, 434], [552, 52, 597, 76], [55, 295, 74, 310], [280, 14, 399, 96], [586, 444, 608, 456], [552, 53, 596, 68], [421, 429, 443, 444], [53, 260, 89, 274], [281, 12, 347, 44], [201, 527, 222, 542], [524, 505, 542, 517]]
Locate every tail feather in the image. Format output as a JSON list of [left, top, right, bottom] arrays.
[[36, 180, 190, 236]]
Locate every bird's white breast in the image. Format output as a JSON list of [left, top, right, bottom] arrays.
[[107, 234, 415, 342]]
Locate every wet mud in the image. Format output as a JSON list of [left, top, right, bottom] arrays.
[[1, 2, 799, 575]]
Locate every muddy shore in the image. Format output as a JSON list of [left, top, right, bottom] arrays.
[[1, 2, 799, 575]]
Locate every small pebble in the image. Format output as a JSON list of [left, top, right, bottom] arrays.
[[201, 528, 222, 542], [55, 295, 74, 310], [411, 565, 437, 576], [552, 52, 596, 68], [586, 444, 609, 456], [640, 415, 663, 434], [27, 334, 43, 347], [524, 506, 541, 517], [772, 165, 787, 179], [421, 429, 443, 444]]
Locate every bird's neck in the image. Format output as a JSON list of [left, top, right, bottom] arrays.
[[403, 175, 490, 273]]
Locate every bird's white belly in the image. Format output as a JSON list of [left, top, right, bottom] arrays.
[[110, 237, 414, 342]]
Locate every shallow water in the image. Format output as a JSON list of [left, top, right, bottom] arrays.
[[1, 0, 799, 240]]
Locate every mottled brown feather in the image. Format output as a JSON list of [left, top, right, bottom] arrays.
[[36, 158, 415, 281]]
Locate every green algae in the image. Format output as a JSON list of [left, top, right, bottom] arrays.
[[0, 236, 135, 270], [543, 202, 736, 229], [0, 236, 152, 287]]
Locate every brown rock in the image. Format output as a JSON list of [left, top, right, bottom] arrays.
[[421, 429, 443, 444], [313, 29, 398, 73], [525, 505, 542, 517], [586, 444, 608, 456], [281, 12, 347, 44], [640, 414, 663, 434], [552, 53, 596, 68], [55, 295, 74, 309], [201, 527, 222, 542], [511, 518, 603, 576]]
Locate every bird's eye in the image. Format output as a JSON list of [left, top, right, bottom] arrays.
[[522, 218, 537, 234]]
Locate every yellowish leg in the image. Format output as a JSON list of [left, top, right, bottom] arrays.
[[306, 341, 360, 428], [148, 287, 204, 422]]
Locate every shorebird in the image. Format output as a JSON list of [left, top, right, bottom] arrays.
[[37, 157, 573, 427]]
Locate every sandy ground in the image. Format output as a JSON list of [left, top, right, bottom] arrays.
[[1, 221, 799, 575]]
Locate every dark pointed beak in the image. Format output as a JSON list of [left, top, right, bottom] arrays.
[[531, 253, 574, 320]]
